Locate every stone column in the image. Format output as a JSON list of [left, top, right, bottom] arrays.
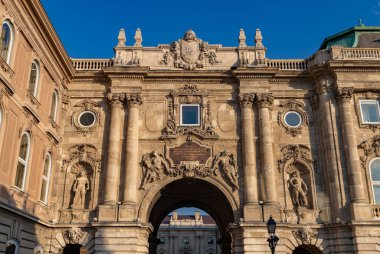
[[315, 82, 344, 220], [336, 88, 366, 203], [239, 94, 259, 205], [103, 93, 124, 204], [256, 93, 277, 204], [123, 93, 142, 206]]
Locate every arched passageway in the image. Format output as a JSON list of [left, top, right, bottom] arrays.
[[147, 178, 236, 254], [293, 245, 322, 254], [63, 244, 88, 254]]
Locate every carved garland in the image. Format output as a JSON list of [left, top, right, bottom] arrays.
[[71, 99, 102, 136], [139, 149, 238, 191], [278, 99, 309, 137], [358, 135, 380, 169]]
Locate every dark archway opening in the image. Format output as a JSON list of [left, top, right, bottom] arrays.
[[5, 244, 16, 254], [293, 245, 322, 254], [63, 244, 88, 254], [148, 178, 235, 254]]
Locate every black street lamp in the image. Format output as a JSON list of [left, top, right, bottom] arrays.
[[266, 215, 279, 254]]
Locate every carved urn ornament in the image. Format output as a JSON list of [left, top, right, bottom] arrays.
[[160, 30, 221, 70]]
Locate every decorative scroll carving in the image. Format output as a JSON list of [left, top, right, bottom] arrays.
[[160, 30, 221, 70], [108, 93, 125, 108], [293, 227, 318, 244], [278, 145, 315, 173], [140, 148, 238, 190], [127, 93, 143, 106], [358, 135, 380, 169], [336, 87, 354, 102], [239, 93, 254, 107], [62, 144, 101, 173], [256, 93, 273, 109], [278, 99, 309, 137], [211, 151, 239, 190], [162, 84, 218, 139], [71, 99, 102, 136], [62, 227, 84, 245]]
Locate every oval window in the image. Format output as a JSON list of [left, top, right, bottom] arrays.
[[79, 111, 96, 127], [284, 111, 302, 127]]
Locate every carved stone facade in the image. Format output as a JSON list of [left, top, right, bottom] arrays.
[[2, 1, 380, 253]]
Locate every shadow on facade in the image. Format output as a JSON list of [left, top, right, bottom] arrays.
[[147, 178, 235, 254]]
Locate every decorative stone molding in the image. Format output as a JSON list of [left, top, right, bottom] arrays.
[[239, 93, 254, 107], [160, 30, 221, 70], [309, 94, 319, 106], [358, 135, 380, 169], [140, 148, 238, 191], [256, 93, 273, 109], [336, 87, 354, 103], [33, 245, 44, 254], [62, 227, 85, 245], [71, 99, 102, 136], [127, 93, 143, 106], [277, 99, 309, 137], [161, 84, 218, 139], [278, 144, 315, 173], [293, 227, 318, 245], [62, 144, 101, 173]]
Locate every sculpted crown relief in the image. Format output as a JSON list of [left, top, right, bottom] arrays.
[[160, 30, 221, 70]]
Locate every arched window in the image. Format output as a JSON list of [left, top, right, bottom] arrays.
[[5, 239, 19, 254], [15, 132, 30, 190], [0, 20, 14, 64], [370, 158, 380, 204], [40, 153, 51, 203], [28, 61, 40, 97], [50, 90, 58, 121]]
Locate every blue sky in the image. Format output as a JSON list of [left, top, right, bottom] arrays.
[[41, 0, 380, 59]]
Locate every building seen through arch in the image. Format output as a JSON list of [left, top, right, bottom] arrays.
[[1, 0, 380, 253]]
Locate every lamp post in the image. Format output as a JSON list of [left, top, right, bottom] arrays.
[[266, 215, 279, 254]]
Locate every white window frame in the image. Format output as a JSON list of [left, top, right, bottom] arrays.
[[28, 60, 40, 97], [284, 111, 302, 128], [370, 158, 380, 205], [78, 111, 96, 127], [359, 99, 380, 124], [40, 153, 52, 203], [50, 90, 58, 121], [180, 104, 200, 126], [1, 20, 14, 64], [15, 132, 31, 191]]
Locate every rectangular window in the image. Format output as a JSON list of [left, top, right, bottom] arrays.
[[160, 237, 165, 244], [359, 100, 380, 124], [180, 104, 200, 126], [183, 237, 189, 244], [208, 237, 214, 244]]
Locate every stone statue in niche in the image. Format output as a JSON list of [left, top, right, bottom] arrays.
[[212, 151, 239, 190], [140, 151, 172, 189], [288, 169, 308, 208], [71, 170, 90, 209]]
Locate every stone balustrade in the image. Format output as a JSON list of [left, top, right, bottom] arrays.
[[72, 58, 113, 70], [266, 59, 307, 70], [372, 205, 380, 219]]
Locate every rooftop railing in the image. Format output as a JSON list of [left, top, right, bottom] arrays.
[[72, 58, 113, 71]]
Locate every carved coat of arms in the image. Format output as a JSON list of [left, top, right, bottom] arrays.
[[160, 30, 220, 70]]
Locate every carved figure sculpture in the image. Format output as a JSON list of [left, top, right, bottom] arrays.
[[71, 171, 89, 208], [62, 227, 85, 245], [212, 151, 239, 190], [288, 169, 308, 208], [140, 151, 171, 189]]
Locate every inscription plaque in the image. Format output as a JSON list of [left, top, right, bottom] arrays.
[[169, 141, 211, 164]]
